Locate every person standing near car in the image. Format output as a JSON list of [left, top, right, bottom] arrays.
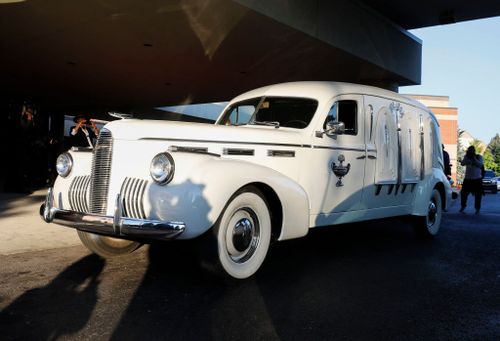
[[460, 146, 484, 214], [69, 114, 99, 148], [442, 144, 452, 179]]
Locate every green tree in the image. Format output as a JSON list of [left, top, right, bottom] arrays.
[[487, 134, 500, 174], [483, 149, 497, 172], [470, 139, 484, 155]]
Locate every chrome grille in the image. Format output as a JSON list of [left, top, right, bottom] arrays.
[[120, 177, 148, 219], [68, 175, 91, 212], [89, 129, 113, 214]]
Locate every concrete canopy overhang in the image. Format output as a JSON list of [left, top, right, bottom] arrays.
[[0, 0, 499, 108]]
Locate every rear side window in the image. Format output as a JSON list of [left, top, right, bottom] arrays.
[[324, 100, 358, 135]]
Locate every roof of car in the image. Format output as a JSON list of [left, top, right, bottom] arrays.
[[230, 81, 429, 111]]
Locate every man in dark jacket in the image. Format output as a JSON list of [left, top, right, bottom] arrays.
[[460, 146, 484, 214], [69, 114, 99, 148], [442, 144, 452, 178]]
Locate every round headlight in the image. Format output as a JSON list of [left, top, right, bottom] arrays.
[[56, 152, 73, 178], [150, 152, 175, 185]]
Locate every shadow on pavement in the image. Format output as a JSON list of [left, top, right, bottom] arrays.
[[0, 191, 45, 219], [0, 254, 105, 340], [110, 219, 446, 340], [110, 208, 500, 340]]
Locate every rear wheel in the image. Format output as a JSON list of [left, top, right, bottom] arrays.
[[413, 189, 442, 239], [200, 186, 272, 279], [77, 231, 142, 257]]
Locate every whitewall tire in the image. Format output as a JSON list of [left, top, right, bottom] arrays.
[[77, 231, 142, 257], [201, 186, 272, 279], [414, 188, 442, 239]]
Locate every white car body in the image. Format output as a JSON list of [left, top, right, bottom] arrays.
[[42, 81, 452, 278]]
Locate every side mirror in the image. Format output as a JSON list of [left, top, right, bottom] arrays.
[[325, 121, 345, 137]]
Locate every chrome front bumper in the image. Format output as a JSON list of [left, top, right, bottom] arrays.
[[40, 188, 186, 240]]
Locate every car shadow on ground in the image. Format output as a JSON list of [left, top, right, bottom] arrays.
[[108, 218, 453, 340], [2, 208, 497, 340], [0, 254, 105, 340]]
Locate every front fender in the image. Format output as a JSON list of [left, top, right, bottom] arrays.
[[52, 150, 93, 210], [146, 153, 310, 240]]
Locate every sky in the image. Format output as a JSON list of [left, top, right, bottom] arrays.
[[402, 16, 500, 145]]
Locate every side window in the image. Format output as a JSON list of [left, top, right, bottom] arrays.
[[324, 100, 357, 135], [220, 98, 261, 126], [226, 105, 255, 125]]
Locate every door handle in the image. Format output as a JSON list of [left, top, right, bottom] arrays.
[[357, 155, 376, 160]]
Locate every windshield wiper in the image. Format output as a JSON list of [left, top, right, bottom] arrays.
[[251, 120, 280, 128]]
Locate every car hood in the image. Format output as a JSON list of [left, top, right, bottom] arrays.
[[103, 119, 308, 146]]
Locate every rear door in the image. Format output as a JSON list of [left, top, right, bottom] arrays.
[[363, 96, 421, 209]]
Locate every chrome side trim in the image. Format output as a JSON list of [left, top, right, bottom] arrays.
[[169, 145, 208, 153], [168, 145, 220, 157], [40, 188, 185, 241], [267, 150, 295, 157], [223, 148, 254, 156], [369, 104, 374, 141], [312, 145, 366, 152], [140, 137, 311, 148], [419, 114, 425, 180]]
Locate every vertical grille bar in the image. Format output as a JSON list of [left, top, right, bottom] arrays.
[[89, 129, 113, 215], [68, 175, 91, 212], [120, 177, 131, 218], [119, 177, 148, 219], [75, 176, 84, 212], [130, 179, 140, 219]]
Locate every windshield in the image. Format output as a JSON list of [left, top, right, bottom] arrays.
[[218, 97, 318, 129]]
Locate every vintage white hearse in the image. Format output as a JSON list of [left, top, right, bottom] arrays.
[[41, 81, 452, 279]]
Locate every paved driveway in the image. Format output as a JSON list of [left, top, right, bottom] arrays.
[[0, 190, 499, 340]]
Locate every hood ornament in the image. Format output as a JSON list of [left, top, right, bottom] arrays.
[[331, 154, 351, 187], [108, 111, 133, 119]]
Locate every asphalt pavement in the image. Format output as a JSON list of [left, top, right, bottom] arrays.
[[0, 189, 499, 340]]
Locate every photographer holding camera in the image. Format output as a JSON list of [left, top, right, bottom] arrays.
[[459, 145, 484, 214], [69, 114, 99, 148]]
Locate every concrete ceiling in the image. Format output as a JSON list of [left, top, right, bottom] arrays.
[[361, 0, 500, 29], [1, 0, 499, 109]]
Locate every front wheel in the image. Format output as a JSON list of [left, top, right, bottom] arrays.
[[413, 188, 442, 239], [200, 186, 272, 279], [77, 231, 142, 257]]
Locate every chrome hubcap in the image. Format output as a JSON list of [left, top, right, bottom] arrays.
[[226, 208, 260, 263], [427, 201, 437, 227], [233, 218, 253, 252]]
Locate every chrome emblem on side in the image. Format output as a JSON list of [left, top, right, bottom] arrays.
[[331, 154, 351, 187]]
